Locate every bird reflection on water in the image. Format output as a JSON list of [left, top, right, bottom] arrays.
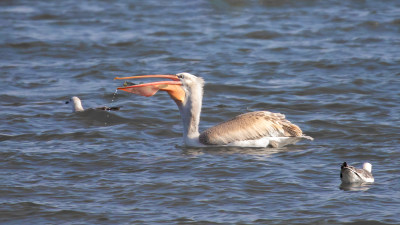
[[180, 145, 305, 158], [340, 182, 373, 191]]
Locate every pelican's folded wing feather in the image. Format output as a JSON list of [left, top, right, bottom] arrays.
[[199, 111, 308, 145]]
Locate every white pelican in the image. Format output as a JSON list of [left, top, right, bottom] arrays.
[[115, 73, 313, 147], [65, 96, 121, 112], [340, 162, 374, 183]]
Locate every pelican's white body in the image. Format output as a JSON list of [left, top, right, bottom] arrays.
[[184, 136, 306, 148], [173, 73, 313, 148]]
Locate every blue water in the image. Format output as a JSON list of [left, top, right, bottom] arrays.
[[1, 0, 399, 224]]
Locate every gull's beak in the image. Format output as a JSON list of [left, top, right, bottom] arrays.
[[115, 74, 185, 103]]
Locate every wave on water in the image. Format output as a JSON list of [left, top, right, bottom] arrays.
[[1, 0, 400, 224]]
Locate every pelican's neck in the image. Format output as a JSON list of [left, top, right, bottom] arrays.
[[176, 80, 203, 146]]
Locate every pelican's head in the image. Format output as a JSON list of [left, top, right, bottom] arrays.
[[65, 96, 84, 112], [176, 73, 204, 89], [114, 72, 204, 105]]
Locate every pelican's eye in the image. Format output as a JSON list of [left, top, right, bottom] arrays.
[[177, 74, 184, 79]]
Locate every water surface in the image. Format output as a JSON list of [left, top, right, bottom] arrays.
[[1, 0, 399, 224]]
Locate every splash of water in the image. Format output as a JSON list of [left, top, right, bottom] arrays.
[[104, 89, 119, 126], [111, 89, 118, 103]]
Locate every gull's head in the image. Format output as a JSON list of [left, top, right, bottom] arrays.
[[362, 162, 372, 173], [65, 96, 84, 112]]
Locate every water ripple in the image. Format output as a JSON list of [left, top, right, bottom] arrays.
[[1, 0, 400, 224]]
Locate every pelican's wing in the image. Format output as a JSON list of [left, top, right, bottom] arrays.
[[199, 111, 311, 145]]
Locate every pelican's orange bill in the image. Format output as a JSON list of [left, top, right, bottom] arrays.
[[117, 80, 185, 102], [117, 80, 180, 96], [114, 74, 180, 81]]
